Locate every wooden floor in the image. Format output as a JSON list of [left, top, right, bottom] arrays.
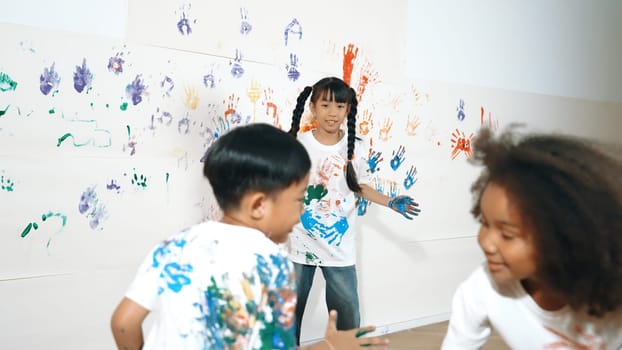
[[383, 321, 510, 349]]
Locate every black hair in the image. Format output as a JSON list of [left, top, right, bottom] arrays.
[[203, 123, 311, 212], [287, 77, 362, 192], [470, 126, 622, 317]]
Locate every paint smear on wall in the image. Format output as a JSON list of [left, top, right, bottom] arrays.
[[0, 72, 18, 92]]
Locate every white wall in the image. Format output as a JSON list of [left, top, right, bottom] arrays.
[[406, 0, 622, 104]]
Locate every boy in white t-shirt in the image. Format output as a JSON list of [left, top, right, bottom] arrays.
[[110, 123, 389, 350]]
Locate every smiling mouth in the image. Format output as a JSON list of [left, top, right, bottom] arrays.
[[487, 261, 505, 272]]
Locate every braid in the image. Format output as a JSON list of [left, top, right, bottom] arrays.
[[288, 86, 312, 137], [345, 87, 362, 193]]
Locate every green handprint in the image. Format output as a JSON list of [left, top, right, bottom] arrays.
[[1, 175, 15, 192], [131, 171, 148, 188], [305, 184, 328, 205]]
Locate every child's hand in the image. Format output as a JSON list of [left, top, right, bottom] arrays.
[[321, 310, 389, 349], [388, 195, 420, 220]]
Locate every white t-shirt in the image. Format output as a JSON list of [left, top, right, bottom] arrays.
[[125, 221, 297, 350], [287, 130, 371, 267], [442, 263, 622, 349]]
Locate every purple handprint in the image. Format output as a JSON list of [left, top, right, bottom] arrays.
[[457, 99, 466, 121], [284, 18, 303, 46], [39, 63, 60, 96], [73, 58, 93, 93], [107, 55, 125, 74], [240, 7, 252, 35], [177, 12, 192, 35], [390, 145, 406, 171], [230, 49, 244, 78], [286, 53, 301, 81], [126, 75, 146, 106], [404, 165, 418, 190]]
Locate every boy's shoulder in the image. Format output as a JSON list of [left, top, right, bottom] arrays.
[[166, 221, 280, 255]]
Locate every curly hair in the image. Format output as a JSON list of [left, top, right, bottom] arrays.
[[470, 127, 622, 317]]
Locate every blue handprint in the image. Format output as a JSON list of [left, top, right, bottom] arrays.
[[367, 150, 383, 174], [390, 145, 406, 171], [403, 165, 418, 190]]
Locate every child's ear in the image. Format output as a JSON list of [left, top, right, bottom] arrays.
[[248, 192, 267, 220]]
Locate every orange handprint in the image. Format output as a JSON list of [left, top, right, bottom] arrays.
[[356, 62, 380, 102], [378, 118, 393, 142], [358, 109, 374, 136], [406, 115, 421, 136], [342, 43, 359, 85], [450, 128, 474, 160]]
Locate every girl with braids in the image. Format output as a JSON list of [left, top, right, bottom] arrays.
[[286, 77, 420, 345], [442, 127, 622, 349]]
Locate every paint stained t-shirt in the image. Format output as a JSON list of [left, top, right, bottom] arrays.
[[442, 263, 622, 349], [125, 221, 297, 350], [287, 130, 371, 267]]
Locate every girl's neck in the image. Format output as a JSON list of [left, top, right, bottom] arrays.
[[521, 278, 567, 311], [312, 128, 344, 146]]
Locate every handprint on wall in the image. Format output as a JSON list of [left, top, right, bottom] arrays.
[[284, 18, 303, 46], [286, 53, 301, 81], [239, 7, 253, 35], [230, 49, 245, 78], [403, 165, 418, 190], [450, 128, 474, 160], [342, 43, 359, 85], [357, 109, 373, 136], [390, 145, 406, 171], [40, 63, 60, 96]]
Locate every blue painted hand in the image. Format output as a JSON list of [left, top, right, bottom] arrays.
[[388, 195, 421, 220]]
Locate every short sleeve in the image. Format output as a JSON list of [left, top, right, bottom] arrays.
[[441, 265, 492, 350], [124, 243, 164, 311]]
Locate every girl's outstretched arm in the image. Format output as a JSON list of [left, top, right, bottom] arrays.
[[359, 184, 420, 219]]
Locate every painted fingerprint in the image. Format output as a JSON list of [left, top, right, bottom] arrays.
[[73, 58, 93, 93], [39, 63, 60, 95], [456, 99, 466, 121]]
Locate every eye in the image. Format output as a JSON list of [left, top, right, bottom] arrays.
[[501, 232, 515, 240]]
